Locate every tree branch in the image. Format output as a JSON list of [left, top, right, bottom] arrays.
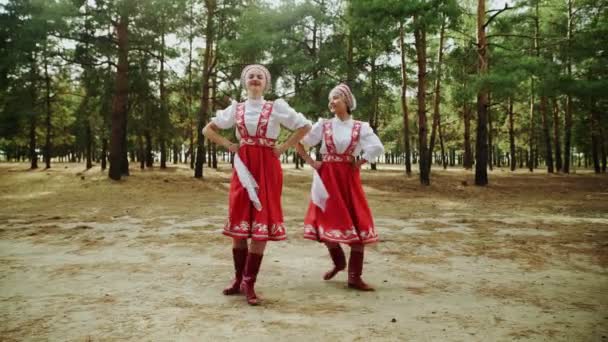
[[487, 42, 518, 51], [486, 34, 535, 40], [129, 46, 161, 60], [484, 4, 513, 29], [54, 50, 118, 68], [48, 32, 117, 47]]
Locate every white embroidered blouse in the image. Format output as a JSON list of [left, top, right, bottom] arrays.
[[211, 97, 311, 138], [301, 117, 385, 162]]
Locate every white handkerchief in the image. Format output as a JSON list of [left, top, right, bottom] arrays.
[[234, 154, 262, 211], [311, 170, 329, 212]]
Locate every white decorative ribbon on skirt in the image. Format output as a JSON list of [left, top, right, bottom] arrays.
[[233, 154, 263, 211], [311, 170, 329, 212]]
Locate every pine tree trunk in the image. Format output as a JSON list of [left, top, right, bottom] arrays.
[[508, 97, 516, 171], [601, 124, 607, 174], [528, 79, 535, 172], [439, 119, 447, 169], [145, 130, 153, 167], [29, 55, 38, 170], [138, 134, 144, 170], [563, 0, 573, 173], [590, 99, 601, 173], [82, 4, 94, 171], [188, 0, 195, 171], [159, 22, 167, 169], [463, 86, 473, 169], [532, 4, 553, 174], [449, 149, 455, 167], [540, 96, 554, 173], [474, 0, 489, 185], [85, 120, 93, 169], [488, 93, 493, 171], [294, 151, 299, 170], [592, 97, 606, 173], [43, 45, 52, 169], [189, 129, 194, 169], [121, 110, 129, 176], [212, 143, 217, 169], [399, 21, 412, 176], [101, 138, 108, 171], [211, 66, 218, 170], [414, 19, 429, 185], [369, 59, 378, 171], [552, 98, 562, 171], [108, 9, 129, 180], [29, 114, 38, 169], [173, 143, 179, 165], [428, 17, 446, 175], [195, 0, 216, 178], [496, 148, 502, 167]]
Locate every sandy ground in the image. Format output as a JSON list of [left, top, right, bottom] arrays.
[[0, 161, 607, 341]]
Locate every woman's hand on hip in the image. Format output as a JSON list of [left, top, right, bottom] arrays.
[[310, 160, 323, 170], [227, 142, 239, 153], [352, 158, 367, 169], [273, 144, 287, 158]]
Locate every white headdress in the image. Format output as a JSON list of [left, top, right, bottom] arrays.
[[240, 64, 272, 92], [329, 83, 357, 111]]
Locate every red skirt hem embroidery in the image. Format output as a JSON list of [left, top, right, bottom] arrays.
[[303, 162, 378, 245], [303, 224, 379, 245], [223, 145, 285, 242], [223, 220, 287, 241]]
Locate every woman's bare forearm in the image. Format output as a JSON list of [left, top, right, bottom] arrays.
[[279, 125, 311, 152], [202, 122, 235, 149], [296, 143, 315, 164]]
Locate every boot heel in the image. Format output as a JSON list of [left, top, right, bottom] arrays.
[[324, 245, 346, 280]]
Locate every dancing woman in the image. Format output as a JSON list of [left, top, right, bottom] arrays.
[[203, 64, 311, 305], [296, 83, 384, 291]]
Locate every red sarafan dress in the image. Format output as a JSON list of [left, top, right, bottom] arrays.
[[211, 98, 310, 241], [302, 117, 384, 245]]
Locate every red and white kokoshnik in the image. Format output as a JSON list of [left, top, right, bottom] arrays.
[[329, 83, 357, 111], [240, 64, 272, 92]]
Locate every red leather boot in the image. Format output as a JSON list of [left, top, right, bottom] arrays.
[[223, 248, 248, 295], [347, 249, 375, 291], [324, 245, 346, 280], [240, 253, 264, 305]]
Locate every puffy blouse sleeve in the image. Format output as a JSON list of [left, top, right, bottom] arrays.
[[301, 118, 324, 147], [272, 99, 312, 131], [211, 100, 237, 129], [359, 122, 384, 162]]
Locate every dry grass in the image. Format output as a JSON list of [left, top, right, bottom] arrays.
[[0, 162, 607, 341]]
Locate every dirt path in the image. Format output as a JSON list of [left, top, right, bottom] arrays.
[[1, 163, 607, 341]]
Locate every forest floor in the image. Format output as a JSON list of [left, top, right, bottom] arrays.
[[0, 162, 607, 341]]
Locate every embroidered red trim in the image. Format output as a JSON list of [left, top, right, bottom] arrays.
[[235, 101, 275, 147], [322, 119, 362, 160]]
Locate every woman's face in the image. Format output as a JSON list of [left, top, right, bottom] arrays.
[[329, 93, 348, 114], [246, 69, 266, 94]]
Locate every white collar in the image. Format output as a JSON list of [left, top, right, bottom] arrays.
[[333, 115, 353, 125], [246, 97, 265, 105]]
